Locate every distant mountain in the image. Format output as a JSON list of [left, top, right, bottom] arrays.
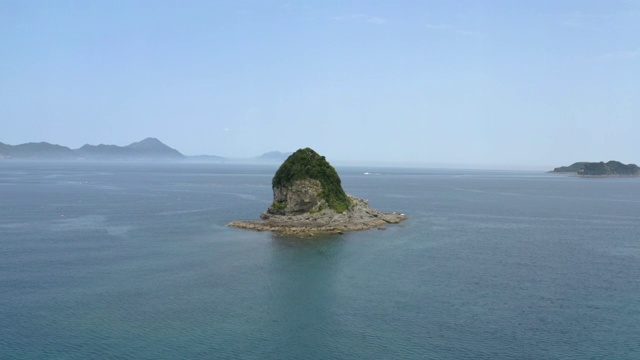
[[78, 137, 184, 160], [255, 151, 292, 163], [0, 141, 75, 159], [0, 138, 184, 161], [76, 144, 133, 159], [126, 138, 183, 158], [551, 161, 640, 177], [185, 151, 292, 164], [186, 155, 227, 163], [0, 139, 293, 164]]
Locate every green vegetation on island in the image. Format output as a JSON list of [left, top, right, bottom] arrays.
[[551, 162, 588, 173], [272, 148, 351, 212], [552, 161, 640, 177]]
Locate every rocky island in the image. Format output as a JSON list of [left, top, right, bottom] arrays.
[[551, 161, 640, 177], [229, 148, 407, 235]]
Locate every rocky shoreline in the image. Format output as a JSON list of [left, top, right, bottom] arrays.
[[229, 195, 406, 235]]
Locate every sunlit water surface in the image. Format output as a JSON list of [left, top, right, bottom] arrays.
[[1, 162, 639, 359]]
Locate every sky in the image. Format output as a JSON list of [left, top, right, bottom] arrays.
[[1, 0, 639, 168]]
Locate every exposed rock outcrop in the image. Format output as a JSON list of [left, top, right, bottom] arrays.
[[268, 178, 326, 215], [230, 195, 406, 235], [228, 148, 407, 235]]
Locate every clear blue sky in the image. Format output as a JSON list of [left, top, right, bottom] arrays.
[[1, 0, 639, 168]]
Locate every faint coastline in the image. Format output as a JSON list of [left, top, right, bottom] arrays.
[[0, 138, 291, 164]]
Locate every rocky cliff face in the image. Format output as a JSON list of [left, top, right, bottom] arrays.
[[268, 179, 327, 215]]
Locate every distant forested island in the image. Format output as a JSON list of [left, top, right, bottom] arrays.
[[0, 138, 291, 163], [551, 161, 640, 177]]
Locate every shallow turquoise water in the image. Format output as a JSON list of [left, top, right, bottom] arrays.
[[1, 162, 639, 359]]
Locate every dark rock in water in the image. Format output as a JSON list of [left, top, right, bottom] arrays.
[[255, 151, 293, 163], [229, 148, 407, 234]]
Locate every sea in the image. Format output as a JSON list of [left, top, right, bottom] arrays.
[[1, 161, 639, 359]]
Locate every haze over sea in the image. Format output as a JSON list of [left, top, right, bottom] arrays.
[[1, 161, 639, 359]]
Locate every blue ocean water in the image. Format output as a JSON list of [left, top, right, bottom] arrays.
[[1, 161, 639, 359]]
